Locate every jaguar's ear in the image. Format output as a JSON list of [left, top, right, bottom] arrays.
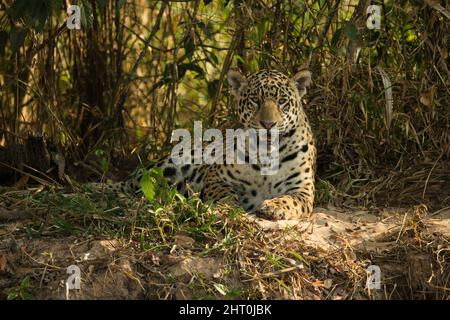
[[291, 70, 312, 97], [227, 69, 246, 97]]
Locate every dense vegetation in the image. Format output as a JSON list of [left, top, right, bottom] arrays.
[[1, 0, 449, 209]]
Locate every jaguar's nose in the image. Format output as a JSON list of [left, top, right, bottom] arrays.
[[260, 120, 277, 129]]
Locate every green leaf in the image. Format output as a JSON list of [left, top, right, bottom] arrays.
[[207, 79, 219, 99], [50, 0, 63, 14], [140, 171, 156, 201], [163, 63, 173, 78], [31, 1, 52, 32], [9, 0, 54, 32], [60, 132, 67, 145], [206, 50, 218, 66], [150, 167, 164, 178], [249, 57, 259, 73], [10, 27, 26, 54], [97, 0, 108, 10], [21, 276, 31, 289], [9, 0, 29, 20], [178, 63, 205, 79], [184, 36, 195, 59], [6, 275, 35, 300], [343, 22, 358, 41], [7, 291, 18, 300], [330, 28, 342, 54], [198, 21, 213, 39], [148, 77, 171, 95], [20, 291, 34, 300], [80, 0, 94, 30], [99, 158, 109, 172], [256, 19, 268, 46], [94, 149, 109, 172], [0, 31, 8, 57], [118, 0, 126, 9]]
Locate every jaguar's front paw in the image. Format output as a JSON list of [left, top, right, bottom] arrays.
[[255, 199, 287, 220]]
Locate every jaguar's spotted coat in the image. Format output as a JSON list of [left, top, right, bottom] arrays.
[[96, 69, 316, 220]]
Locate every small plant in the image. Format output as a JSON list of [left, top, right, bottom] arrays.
[[94, 149, 110, 173], [140, 167, 178, 204], [7, 276, 34, 300]]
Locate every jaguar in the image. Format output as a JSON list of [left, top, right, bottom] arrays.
[[93, 69, 316, 220]]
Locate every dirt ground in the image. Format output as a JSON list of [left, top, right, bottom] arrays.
[[1, 204, 448, 300]]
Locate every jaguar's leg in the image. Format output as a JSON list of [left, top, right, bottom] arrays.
[[255, 185, 315, 220]]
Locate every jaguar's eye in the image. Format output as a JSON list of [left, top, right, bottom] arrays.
[[278, 98, 287, 105]]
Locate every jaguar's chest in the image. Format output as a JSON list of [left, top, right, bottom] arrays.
[[221, 130, 314, 210]]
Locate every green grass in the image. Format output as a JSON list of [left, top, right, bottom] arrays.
[[2, 172, 242, 256], [7, 276, 34, 300]]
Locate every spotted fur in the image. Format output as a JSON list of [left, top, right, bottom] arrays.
[[95, 69, 316, 220]]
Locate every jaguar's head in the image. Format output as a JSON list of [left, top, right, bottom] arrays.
[[227, 69, 311, 135]]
